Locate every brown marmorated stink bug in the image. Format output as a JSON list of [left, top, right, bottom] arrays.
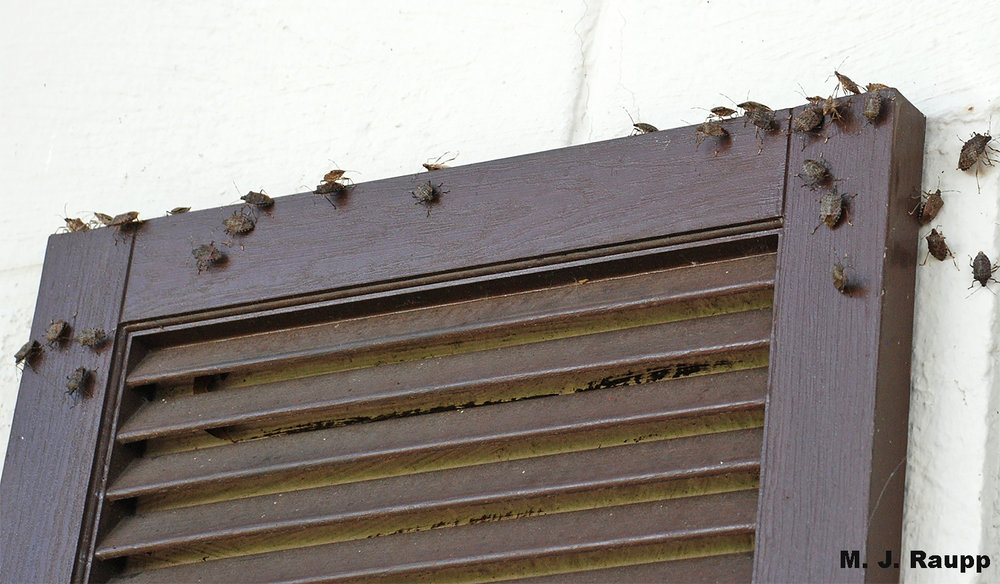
[[695, 120, 729, 153], [411, 181, 447, 217], [223, 208, 256, 237], [96, 211, 143, 241], [834, 71, 862, 95], [832, 261, 850, 294], [909, 189, 945, 225], [797, 157, 834, 189], [866, 83, 889, 92], [811, 187, 856, 233], [76, 328, 109, 349], [969, 251, 999, 289], [44, 320, 71, 346], [315, 170, 353, 207], [65, 366, 93, 397], [192, 242, 225, 273], [792, 106, 824, 134], [708, 106, 737, 119], [167, 207, 191, 215], [922, 228, 955, 265], [241, 191, 274, 209], [863, 89, 885, 125], [625, 110, 657, 135], [737, 101, 778, 154], [958, 131, 996, 193], [14, 339, 43, 370], [60, 217, 91, 233], [423, 152, 458, 171]]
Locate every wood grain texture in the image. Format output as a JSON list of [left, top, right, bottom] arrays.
[[106, 367, 768, 506], [121, 117, 787, 322], [96, 429, 761, 565], [116, 307, 772, 445], [754, 90, 923, 583], [108, 492, 757, 584], [124, 252, 776, 389], [0, 228, 132, 583]]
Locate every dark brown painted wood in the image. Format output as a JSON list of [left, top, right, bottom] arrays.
[[96, 428, 762, 564], [754, 89, 924, 583], [106, 367, 767, 505], [116, 306, 772, 445], [0, 229, 132, 583], [108, 492, 757, 583], [124, 252, 776, 389], [1, 92, 924, 583], [512, 552, 754, 583], [120, 117, 786, 322]]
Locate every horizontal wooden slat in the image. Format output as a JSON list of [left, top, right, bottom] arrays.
[[97, 428, 762, 564], [108, 491, 757, 583], [125, 253, 775, 388], [121, 114, 787, 322], [118, 307, 771, 445], [508, 552, 754, 583], [106, 367, 767, 508]]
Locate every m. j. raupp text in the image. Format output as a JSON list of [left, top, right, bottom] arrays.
[[840, 549, 991, 574]]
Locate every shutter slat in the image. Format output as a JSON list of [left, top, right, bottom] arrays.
[[508, 552, 754, 583], [97, 428, 761, 564], [125, 253, 776, 389], [108, 492, 757, 584], [118, 307, 771, 446], [106, 367, 767, 506]]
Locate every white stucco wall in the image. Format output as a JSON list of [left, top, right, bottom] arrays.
[[1, 1, 998, 581]]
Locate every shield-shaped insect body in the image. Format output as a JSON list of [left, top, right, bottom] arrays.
[[66, 366, 93, 397], [44, 320, 71, 346], [76, 328, 109, 349], [241, 191, 274, 209], [192, 242, 225, 273], [970, 251, 999, 288], [924, 229, 954, 263], [223, 209, 256, 237], [14, 339, 42, 368]]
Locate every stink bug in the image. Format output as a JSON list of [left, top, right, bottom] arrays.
[[14, 339, 42, 369], [811, 187, 856, 233], [44, 320, 71, 346], [423, 152, 458, 171], [65, 367, 93, 397], [709, 106, 737, 119], [223, 208, 256, 237], [922, 228, 955, 265], [797, 157, 834, 189], [958, 131, 996, 193], [737, 101, 778, 153], [695, 120, 729, 152], [76, 328, 109, 349], [168, 207, 191, 215], [834, 71, 862, 95], [833, 261, 849, 294], [242, 191, 274, 208], [411, 181, 447, 216], [970, 251, 999, 289], [192, 242, 225, 273], [60, 217, 91, 233], [863, 89, 884, 125], [909, 189, 945, 225], [625, 110, 657, 135], [792, 106, 824, 134], [106, 211, 140, 228]]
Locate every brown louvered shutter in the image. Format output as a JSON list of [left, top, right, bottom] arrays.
[[1, 90, 925, 583]]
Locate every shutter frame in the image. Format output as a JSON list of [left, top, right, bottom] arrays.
[[0, 90, 925, 584]]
